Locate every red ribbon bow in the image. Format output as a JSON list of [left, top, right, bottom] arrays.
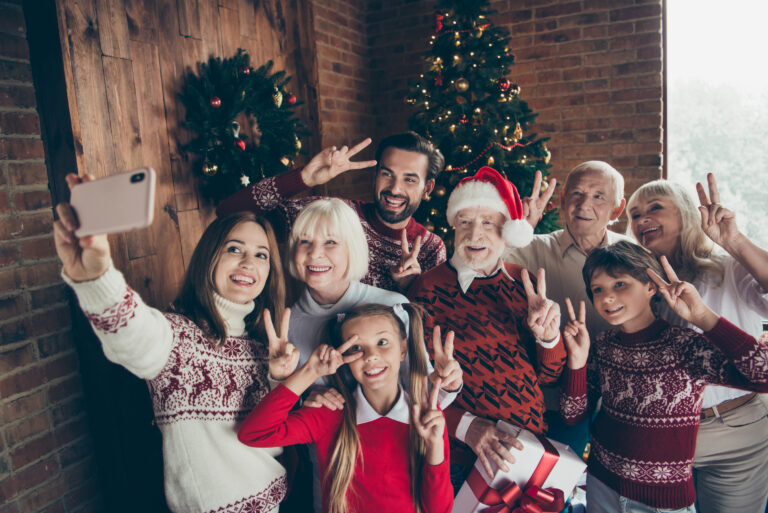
[[465, 433, 566, 513]]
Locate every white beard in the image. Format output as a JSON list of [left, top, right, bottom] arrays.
[[453, 240, 505, 274]]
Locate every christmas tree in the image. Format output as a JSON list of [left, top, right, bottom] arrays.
[[407, 0, 559, 250]]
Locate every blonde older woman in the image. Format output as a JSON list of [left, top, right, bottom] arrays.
[[275, 198, 462, 398], [627, 174, 768, 513]]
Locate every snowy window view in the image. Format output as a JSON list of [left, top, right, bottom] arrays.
[[667, 0, 768, 249]]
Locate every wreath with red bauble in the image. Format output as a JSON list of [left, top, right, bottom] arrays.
[[179, 48, 310, 202]]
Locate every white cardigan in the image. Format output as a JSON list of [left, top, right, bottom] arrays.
[[64, 265, 285, 513]]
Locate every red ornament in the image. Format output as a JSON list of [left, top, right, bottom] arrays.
[[210, 96, 222, 108], [498, 78, 511, 92], [460, 115, 469, 125], [435, 73, 443, 86], [240, 65, 251, 75], [236, 139, 246, 151], [435, 13, 444, 32], [286, 93, 298, 105]]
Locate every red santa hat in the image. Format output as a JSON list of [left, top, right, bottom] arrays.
[[446, 166, 534, 248]]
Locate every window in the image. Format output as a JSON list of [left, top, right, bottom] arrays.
[[667, 0, 768, 249]]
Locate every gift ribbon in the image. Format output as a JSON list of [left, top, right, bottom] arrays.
[[464, 433, 565, 513]]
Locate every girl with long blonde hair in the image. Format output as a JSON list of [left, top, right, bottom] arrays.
[[238, 303, 454, 513]]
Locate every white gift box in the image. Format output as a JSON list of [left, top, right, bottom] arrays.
[[452, 420, 587, 513]]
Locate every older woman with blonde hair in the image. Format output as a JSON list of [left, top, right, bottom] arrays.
[[627, 174, 768, 513], [274, 198, 461, 398]]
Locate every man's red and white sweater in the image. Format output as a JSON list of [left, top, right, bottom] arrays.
[[560, 318, 768, 509], [408, 262, 567, 464], [216, 168, 446, 292]]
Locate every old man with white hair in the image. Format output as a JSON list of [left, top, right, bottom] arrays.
[[408, 166, 567, 491], [505, 160, 632, 454]]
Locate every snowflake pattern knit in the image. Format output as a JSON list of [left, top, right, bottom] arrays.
[[560, 318, 768, 509], [69, 266, 287, 513]]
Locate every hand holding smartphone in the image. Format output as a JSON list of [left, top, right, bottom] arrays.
[[69, 168, 156, 237]]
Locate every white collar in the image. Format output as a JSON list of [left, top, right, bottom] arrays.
[[449, 254, 513, 293], [213, 293, 255, 337], [354, 384, 410, 425]]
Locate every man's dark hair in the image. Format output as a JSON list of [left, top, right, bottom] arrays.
[[375, 131, 445, 182], [582, 241, 664, 310]]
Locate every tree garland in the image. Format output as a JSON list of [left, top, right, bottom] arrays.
[[180, 49, 310, 202]]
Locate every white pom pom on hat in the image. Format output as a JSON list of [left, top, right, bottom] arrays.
[[446, 166, 534, 248]]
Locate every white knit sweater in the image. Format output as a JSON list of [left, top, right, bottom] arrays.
[[64, 265, 286, 513]]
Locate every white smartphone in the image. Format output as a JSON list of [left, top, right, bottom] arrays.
[[70, 168, 156, 237]]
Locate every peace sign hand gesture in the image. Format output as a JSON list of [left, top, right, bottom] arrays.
[[521, 268, 561, 343], [265, 308, 300, 381], [303, 335, 362, 378], [430, 326, 462, 392], [563, 298, 590, 370], [391, 230, 422, 291], [413, 376, 446, 464], [521, 171, 557, 229], [300, 138, 377, 188], [646, 256, 719, 331], [696, 172, 740, 249]]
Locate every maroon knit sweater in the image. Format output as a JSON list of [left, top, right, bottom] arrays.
[[409, 262, 567, 465], [216, 169, 446, 293], [560, 318, 768, 509]]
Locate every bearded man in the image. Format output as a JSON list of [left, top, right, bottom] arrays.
[[408, 167, 567, 489]]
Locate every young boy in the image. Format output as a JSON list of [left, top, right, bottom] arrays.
[[559, 241, 768, 513]]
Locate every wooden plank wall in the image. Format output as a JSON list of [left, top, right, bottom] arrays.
[[54, 0, 321, 309]]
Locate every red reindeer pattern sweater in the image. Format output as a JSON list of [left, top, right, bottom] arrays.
[[408, 262, 567, 464], [561, 318, 768, 509], [216, 168, 446, 292]]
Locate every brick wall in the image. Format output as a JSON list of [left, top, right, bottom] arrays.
[[362, 0, 664, 208], [312, 0, 377, 199], [0, 1, 103, 511], [499, 0, 663, 196]]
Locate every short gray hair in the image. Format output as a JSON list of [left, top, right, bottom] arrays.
[[288, 199, 369, 282], [565, 161, 625, 208]]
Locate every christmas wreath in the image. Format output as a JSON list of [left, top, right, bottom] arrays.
[[179, 49, 311, 202]]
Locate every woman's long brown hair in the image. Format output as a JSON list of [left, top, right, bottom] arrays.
[[326, 303, 431, 513], [170, 212, 285, 344]]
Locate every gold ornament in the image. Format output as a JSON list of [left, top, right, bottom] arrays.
[[203, 162, 218, 176], [454, 39, 461, 47], [455, 78, 469, 92], [510, 83, 521, 96], [280, 156, 291, 167], [430, 208, 439, 217], [513, 122, 523, 141], [434, 185, 446, 197], [294, 136, 302, 151], [544, 148, 551, 164], [487, 156, 495, 166], [424, 222, 435, 232], [273, 90, 283, 108]]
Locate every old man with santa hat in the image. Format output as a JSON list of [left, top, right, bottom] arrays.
[[408, 167, 567, 491]]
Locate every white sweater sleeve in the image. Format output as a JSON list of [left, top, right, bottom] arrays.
[[63, 264, 174, 380]]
